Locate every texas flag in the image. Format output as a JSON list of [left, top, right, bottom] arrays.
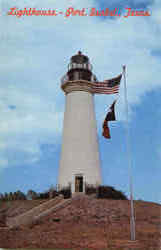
[[102, 100, 116, 139]]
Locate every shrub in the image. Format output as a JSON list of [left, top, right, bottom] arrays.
[[38, 191, 50, 199], [26, 190, 38, 200], [97, 185, 127, 200], [59, 186, 71, 199], [0, 191, 26, 201], [48, 186, 59, 199], [85, 184, 97, 195]]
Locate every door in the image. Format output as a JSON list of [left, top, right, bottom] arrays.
[[75, 176, 83, 192]]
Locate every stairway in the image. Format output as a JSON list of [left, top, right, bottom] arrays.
[[6, 196, 63, 228], [6, 194, 82, 228]]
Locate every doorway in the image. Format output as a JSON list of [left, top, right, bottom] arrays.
[[75, 176, 83, 192]]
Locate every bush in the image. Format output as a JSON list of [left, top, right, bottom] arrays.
[[34, 186, 59, 200], [38, 191, 50, 199], [48, 186, 59, 199], [0, 191, 26, 201], [85, 184, 97, 195], [27, 190, 38, 200], [59, 186, 71, 199], [97, 185, 128, 200]]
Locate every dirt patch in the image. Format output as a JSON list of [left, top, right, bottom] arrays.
[[0, 196, 160, 249]]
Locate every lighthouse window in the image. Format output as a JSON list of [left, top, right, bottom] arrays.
[[78, 72, 82, 79], [74, 71, 79, 80]]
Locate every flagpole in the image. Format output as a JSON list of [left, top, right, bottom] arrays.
[[122, 65, 136, 241]]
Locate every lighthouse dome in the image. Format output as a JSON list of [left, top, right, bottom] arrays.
[[71, 51, 89, 64]]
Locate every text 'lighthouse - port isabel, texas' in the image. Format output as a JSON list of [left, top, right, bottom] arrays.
[[58, 51, 102, 194]]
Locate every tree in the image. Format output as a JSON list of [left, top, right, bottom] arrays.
[[0, 193, 4, 201], [48, 185, 58, 199], [26, 190, 37, 200], [15, 190, 26, 200], [8, 192, 13, 201], [4, 192, 9, 201]]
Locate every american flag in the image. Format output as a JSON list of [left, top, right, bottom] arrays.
[[92, 74, 122, 94]]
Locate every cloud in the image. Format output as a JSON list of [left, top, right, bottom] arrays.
[[0, 159, 9, 170], [0, 0, 161, 168]]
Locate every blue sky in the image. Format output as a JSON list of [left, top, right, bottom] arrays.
[[0, 0, 161, 203]]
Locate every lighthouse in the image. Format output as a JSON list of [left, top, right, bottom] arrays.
[[58, 51, 102, 193]]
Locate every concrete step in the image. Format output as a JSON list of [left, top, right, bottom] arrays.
[[33, 194, 86, 224], [6, 196, 63, 228], [6, 194, 91, 228]]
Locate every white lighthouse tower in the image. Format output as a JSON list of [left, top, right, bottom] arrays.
[[58, 51, 102, 193]]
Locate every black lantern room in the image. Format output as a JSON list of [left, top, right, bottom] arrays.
[[67, 51, 94, 82]]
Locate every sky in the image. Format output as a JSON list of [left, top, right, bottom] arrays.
[[0, 0, 161, 203]]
